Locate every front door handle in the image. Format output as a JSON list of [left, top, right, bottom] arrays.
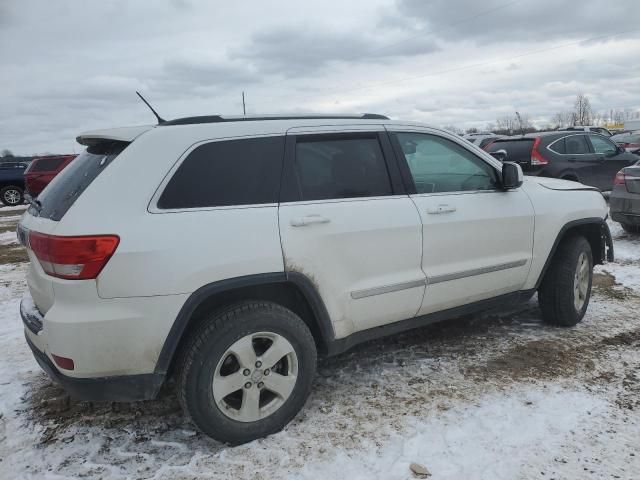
[[290, 215, 331, 227], [426, 204, 457, 215]]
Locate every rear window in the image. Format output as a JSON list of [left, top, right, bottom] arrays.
[[157, 136, 284, 209], [33, 141, 127, 221], [28, 157, 66, 173], [487, 140, 534, 162]]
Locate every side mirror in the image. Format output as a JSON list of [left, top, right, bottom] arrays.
[[489, 149, 508, 162], [501, 162, 523, 190]]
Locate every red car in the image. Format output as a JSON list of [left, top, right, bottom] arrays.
[[24, 155, 77, 197]]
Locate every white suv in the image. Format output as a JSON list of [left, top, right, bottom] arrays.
[[18, 114, 613, 444]]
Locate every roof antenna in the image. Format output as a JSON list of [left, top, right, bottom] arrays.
[[136, 91, 165, 124]]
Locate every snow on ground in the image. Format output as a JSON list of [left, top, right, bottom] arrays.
[[0, 231, 18, 246], [0, 214, 638, 479]]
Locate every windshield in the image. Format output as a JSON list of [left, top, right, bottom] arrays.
[[31, 141, 127, 221]]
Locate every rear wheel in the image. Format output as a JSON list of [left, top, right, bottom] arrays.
[[0, 186, 24, 206], [177, 301, 317, 444], [538, 235, 593, 326], [620, 223, 640, 234]]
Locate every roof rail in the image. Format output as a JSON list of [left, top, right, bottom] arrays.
[[160, 113, 389, 126]]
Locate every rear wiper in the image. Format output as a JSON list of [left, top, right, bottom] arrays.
[[25, 194, 42, 212]]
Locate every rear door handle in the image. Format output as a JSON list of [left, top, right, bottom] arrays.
[[426, 204, 457, 215], [290, 215, 331, 227]]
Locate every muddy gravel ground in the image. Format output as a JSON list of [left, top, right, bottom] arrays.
[[0, 207, 638, 479]]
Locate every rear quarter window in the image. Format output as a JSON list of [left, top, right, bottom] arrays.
[[157, 136, 285, 209]]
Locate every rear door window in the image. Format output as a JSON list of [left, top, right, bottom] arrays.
[[293, 135, 392, 201], [34, 142, 127, 221], [564, 135, 590, 155], [158, 136, 284, 209]]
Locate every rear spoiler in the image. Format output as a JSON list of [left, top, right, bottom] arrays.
[[76, 125, 153, 147]]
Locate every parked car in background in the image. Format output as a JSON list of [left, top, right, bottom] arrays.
[[0, 161, 28, 206], [610, 161, 640, 233], [463, 133, 505, 149], [18, 114, 612, 444], [485, 132, 638, 191], [24, 154, 77, 197], [611, 131, 640, 154], [562, 126, 613, 137]]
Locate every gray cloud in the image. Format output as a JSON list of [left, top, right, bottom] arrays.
[[231, 25, 439, 77], [0, 0, 638, 155], [392, 0, 638, 45]]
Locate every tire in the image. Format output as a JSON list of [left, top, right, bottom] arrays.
[[621, 223, 640, 234], [0, 186, 24, 206], [177, 301, 317, 444], [538, 235, 593, 326]]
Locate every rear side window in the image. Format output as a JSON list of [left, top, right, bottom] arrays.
[[34, 142, 127, 221], [564, 135, 590, 154], [294, 135, 392, 201], [158, 136, 284, 209], [29, 157, 66, 173], [487, 140, 533, 162]]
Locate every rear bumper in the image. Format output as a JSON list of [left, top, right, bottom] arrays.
[[24, 333, 163, 402], [610, 187, 640, 225], [21, 295, 166, 402]]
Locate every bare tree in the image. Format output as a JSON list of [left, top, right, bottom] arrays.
[[1, 149, 13, 158], [442, 125, 463, 135], [573, 94, 593, 125], [551, 111, 574, 129]]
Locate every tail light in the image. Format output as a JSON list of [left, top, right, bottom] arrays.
[[530, 137, 549, 166], [28, 232, 119, 280], [614, 171, 626, 186]]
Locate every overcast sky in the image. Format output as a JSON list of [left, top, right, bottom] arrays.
[[1, 0, 638, 154]]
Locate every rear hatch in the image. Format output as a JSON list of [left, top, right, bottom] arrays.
[[18, 126, 150, 314], [486, 138, 534, 168]]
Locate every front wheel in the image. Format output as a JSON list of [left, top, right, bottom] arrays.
[[538, 235, 593, 326], [0, 186, 24, 206], [177, 302, 317, 444]]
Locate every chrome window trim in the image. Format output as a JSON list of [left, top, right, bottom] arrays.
[[427, 259, 528, 285]]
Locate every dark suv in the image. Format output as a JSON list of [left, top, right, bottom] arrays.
[[0, 161, 28, 206], [486, 132, 638, 191]]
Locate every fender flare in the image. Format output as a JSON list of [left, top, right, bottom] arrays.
[[153, 272, 334, 375], [534, 217, 613, 289]]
